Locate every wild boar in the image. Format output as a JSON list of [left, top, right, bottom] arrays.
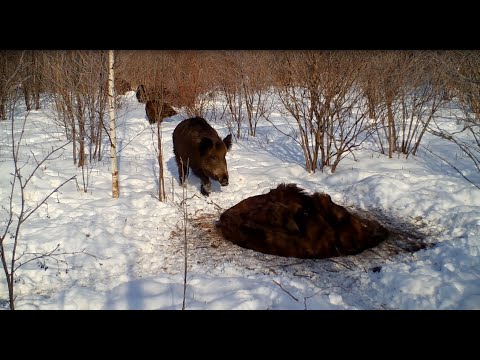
[[172, 117, 232, 196], [136, 85, 148, 103], [136, 85, 170, 104], [145, 100, 177, 124]]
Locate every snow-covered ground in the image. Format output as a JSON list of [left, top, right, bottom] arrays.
[[1, 91, 479, 310]]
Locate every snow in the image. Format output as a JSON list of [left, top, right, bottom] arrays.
[[1, 91, 479, 310]]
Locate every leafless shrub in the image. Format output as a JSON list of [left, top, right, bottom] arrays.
[[44, 51, 109, 191], [239, 51, 276, 137], [20, 51, 44, 111], [215, 51, 276, 138], [360, 51, 450, 158], [1, 51, 29, 121], [427, 51, 480, 188], [0, 81, 76, 309], [273, 51, 372, 173]]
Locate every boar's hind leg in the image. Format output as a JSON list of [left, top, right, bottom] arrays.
[[192, 168, 211, 196]]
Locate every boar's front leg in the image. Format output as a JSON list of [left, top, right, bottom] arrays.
[[192, 168, 211, 196]]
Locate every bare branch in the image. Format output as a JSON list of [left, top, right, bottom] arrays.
[[272, 280, 299, 302], [23, 142, 71, 189], [14, 245, 107, 272], [21, 175, 77, 224], [423, 146, 480, 190]]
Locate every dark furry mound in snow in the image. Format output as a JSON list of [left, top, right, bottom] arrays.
[[217, 183, 390, 259]]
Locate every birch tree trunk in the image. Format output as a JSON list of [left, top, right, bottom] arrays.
[[108, 50, 119, 198], [157, 120, 166, 201]]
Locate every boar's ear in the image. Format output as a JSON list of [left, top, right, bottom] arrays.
[[223, 134, 232, 151], [199, 137, 214, 155]]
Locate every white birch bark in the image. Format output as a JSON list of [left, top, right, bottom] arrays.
[[108, 50, 119, 198]]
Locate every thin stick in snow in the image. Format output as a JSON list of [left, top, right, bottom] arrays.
[[181, 158, 189, 310], [424, 146, 480, 190], [272, 280, 299, 302]]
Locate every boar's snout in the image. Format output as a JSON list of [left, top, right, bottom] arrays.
[[220, 176, 229, 186]]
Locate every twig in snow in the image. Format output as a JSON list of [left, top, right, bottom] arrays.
[[206, 199, 225, 211], [304, 288, 324, 310], [181, 159, 188, 310], [423, 146, 480, 190], [272, 280, 298, 302]]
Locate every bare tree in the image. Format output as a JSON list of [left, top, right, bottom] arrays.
[[403, 54, 449, 157], [21, 51, 43, 111], [172, 51, 213, 118], [442, 51, 480, 169], [1, 51, 27, 121], [181, 160, 188, 310], [239, 51, 275, 137], [43, 51, 110, 192], [109, 50, 119, 198], [362, 51, 452, 159], [0, 74, 76, 309], [425, 51, 480, 188], [216, 51, 245, 139], [274, 51, 372, 173]]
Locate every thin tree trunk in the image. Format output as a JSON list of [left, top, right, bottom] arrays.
[[387, 98, 394, 158], [23, 86, 31, 111], [367, 93, 376, 119], [96, 111, 103, 161], [108, 50, 119, 198], [76, 93, 86, 168], [69, 104, 77, 165], [32, 52, 41, 110], [89, 103, 95, 163], [411, 111, 434, 156], [157, 120, 166, 201]]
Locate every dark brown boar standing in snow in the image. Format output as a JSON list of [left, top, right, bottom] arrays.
[[145, 100, 177, 124], [136, 85, 148, 103], [136, 85, 171, 104], [217, 183, 389, 259], [173, 117, 232, 196]]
